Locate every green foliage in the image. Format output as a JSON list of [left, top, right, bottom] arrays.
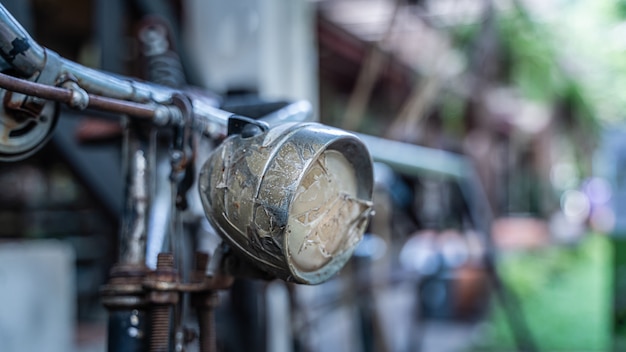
[[496, 10, 565, 103], [539, 0, 626, 123], [618, 0, 626, 18], [475, 235, 611, 351], [443, 2, 603, 136]]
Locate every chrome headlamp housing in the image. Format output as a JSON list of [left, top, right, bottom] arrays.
[[199, 122, 374, 284]]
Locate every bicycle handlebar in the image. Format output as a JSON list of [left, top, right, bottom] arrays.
[[0, 2, 312, 141]]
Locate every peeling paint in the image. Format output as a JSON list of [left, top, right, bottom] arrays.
[[198, 122, 374, 284]]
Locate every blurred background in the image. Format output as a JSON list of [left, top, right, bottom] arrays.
[[0, 0, 623, 351]]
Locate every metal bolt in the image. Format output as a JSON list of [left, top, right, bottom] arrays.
[[149, 253, 175, 352], [150, 305, 171, 352], [157, 252, 175, 269], [193, 252, 218, 352], [198, 307, 215, 352]]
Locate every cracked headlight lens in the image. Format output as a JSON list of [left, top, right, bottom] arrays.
[[199, 123, 373, 284]]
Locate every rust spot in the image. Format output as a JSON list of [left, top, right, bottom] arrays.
[[1, 114, 18, 144]]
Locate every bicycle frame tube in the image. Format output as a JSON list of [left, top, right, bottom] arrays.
[[0, 5, 45, 77]]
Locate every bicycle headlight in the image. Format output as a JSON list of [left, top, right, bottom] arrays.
[[199, 122, 374, 284]]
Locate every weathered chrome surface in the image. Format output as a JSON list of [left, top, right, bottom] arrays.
[[0, 2, 226, 140], [119, 126, 155, 265], [0, 50, 62, 161], [0, 5, 46, 78], [0, 89, 57, 161], [199, 123, 374, 284]]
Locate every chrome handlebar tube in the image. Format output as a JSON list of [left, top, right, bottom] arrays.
[[0, 3, 254, 144]]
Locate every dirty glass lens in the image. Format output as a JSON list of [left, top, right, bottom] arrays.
[[287, 149, 367, 272]]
